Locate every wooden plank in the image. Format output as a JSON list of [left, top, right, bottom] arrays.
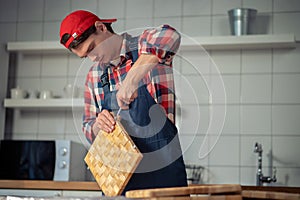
[[242, 190, 300, 200], [145, 195, 242, 200], [126, 184, 241, 198]]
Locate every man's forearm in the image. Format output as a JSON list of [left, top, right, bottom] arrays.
[[125, 54, 159, 85]]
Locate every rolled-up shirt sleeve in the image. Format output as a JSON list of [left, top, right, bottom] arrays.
[[139, 24, 181, 66], [82, 68, 101, 144]]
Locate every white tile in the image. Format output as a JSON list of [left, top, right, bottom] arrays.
[[40, 77, 68, 97], [173, 55, 182, 74], [272, 136, 300, 168], [179, 135, 208, 166], [176, 75, 210, 104], [272, 105, 300, 136], [64, 134, 86, 144], [126, 0, 153, 18], [15, 77, 41, 95], [153, 17, 182, 32], [65, 110, 83, 135], [0, 23, 17, 42], [240, 136, 271, 167], [273, 44, 300, 73], [273, 74, 300, 104], [183, 0, 211, 16], [242, 0, 273, 13], [16, 54, 41, 78], [252, 13, 273, 34], [274, 13, 300, 40], [154, 0, 182, 18], [212, 0, 242, 15], [242, 49, 272, 73], [43, 21, 60, 41], [41, 54, 68, 77], [37, 134, 65, 140], [18, 0, 44, 22], [272, 167, 300, 187], [208, 136, 239, 166], [212, 15, 231, 36], [125, 18, 153, 31], [241, 105, 271, 135], [17, 22, 43, 41], [13, 110, 39, 134], [220, 105, 240, 135], [71, 0, 98, 14], [113, 19, 126, 34], [0, 0, 18, 22], [182, 16, 211, 37], [241, 74, 272, 103], [274, 0, 300, 12], [211, 75, 240, 104], [44, 0, 70, 21], [240, 166, 270, 186], [210, 50, 241, 74], [240, 167, 256, 186], [177, 105, 209, 135], [180, 50, 211, 75], [208, 166, 240, 184], [38, 111, 66, 134], [98, 0, 125, 19], [68, 55, 84, 77], [12, 133, 38, 140]]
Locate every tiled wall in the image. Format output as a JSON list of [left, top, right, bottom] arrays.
[[1, 0, 300, 186]]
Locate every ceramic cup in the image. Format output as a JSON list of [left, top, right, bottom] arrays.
[[11, 87, 27, 99], [28, 89, 38, 99], [39, 90, 53, 99], [63, 84, 79, 98]]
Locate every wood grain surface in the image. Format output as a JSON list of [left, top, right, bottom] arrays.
[[242, 190, 300, 200], [125, 184, 242, 198], [85, 120, 143, 197]]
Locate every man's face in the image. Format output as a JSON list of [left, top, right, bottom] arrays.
[[71, 23, 111, 58]]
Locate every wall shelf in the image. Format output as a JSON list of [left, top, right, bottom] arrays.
[[180, 34, 297, 51], [4, 98, 84, 109], [6, 34, 297, 53]]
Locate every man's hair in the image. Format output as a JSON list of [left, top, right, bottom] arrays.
[[66, 23, 115, 49]]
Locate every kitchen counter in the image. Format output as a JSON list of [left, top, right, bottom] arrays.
[[0, 180, 100, 191], [1, 181, 300, 199]]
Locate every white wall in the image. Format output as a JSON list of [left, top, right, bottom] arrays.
[[1, 0, 300, 186]]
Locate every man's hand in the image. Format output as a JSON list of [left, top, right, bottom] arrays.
[[116, 54, 158, 109], [92, 109, 116, 134], [116, 82, 138, 109]]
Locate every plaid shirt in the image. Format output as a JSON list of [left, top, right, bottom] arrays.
[[83, 25, 181, 143]]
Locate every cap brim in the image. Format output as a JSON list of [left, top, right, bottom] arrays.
[[100, 18, 117, 23]]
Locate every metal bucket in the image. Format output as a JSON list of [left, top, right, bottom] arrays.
[[228, 8, 257, 36]]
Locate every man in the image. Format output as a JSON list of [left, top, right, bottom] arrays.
[[60, 10, 187, 193]]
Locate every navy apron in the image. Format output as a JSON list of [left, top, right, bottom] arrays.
[[100, 45, 187, 194]]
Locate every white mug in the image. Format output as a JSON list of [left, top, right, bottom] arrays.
[[11, 87, 27, 99], [39, 90, 53, 99], [63, 84, 79, 98]]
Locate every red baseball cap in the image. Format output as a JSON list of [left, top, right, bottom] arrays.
[[60, 10, 117, 49]]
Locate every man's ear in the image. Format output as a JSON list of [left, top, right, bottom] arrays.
[[94, 21, 107, 32]]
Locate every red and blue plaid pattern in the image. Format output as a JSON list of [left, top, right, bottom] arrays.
[[83, 25, 181, 143]]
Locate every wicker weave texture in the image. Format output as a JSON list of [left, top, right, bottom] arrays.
[[85, 121, 143, 196]]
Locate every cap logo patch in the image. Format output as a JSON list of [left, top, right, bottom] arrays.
[[72, 32, 78, 39]]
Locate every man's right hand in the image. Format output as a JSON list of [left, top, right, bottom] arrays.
[[92, 109, 116, 135]]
